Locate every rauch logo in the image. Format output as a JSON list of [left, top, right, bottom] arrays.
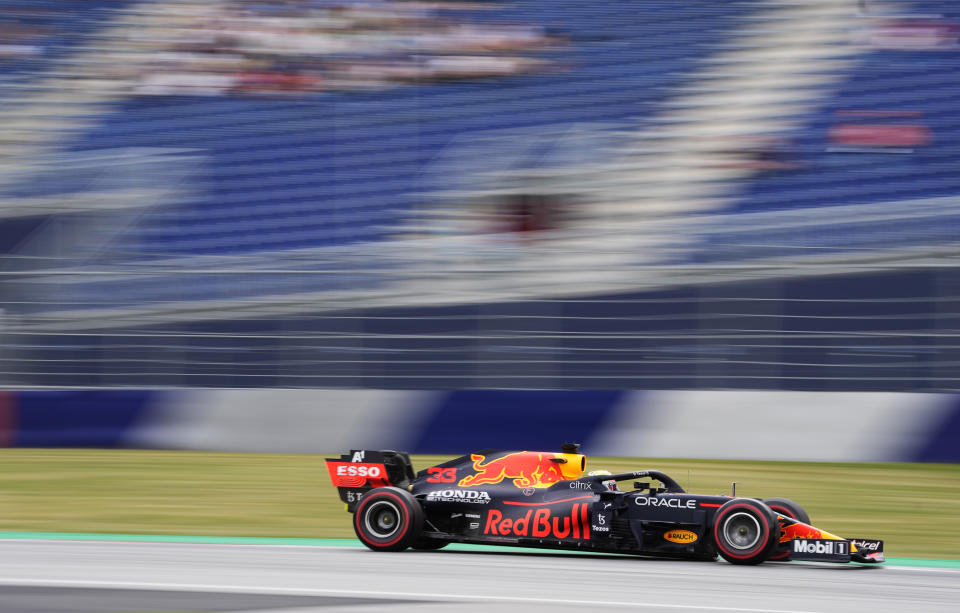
[[663, 529, 698, 544]]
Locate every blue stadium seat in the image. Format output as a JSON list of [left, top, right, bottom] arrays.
[[3, 0, 748, 259]]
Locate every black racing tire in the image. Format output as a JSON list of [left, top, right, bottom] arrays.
[[764, 497, 811, 561], [412, 538, 449, 551], [764, 497, 811, 525], [712, 498, 779, 565], [353, 487, 423, 552]]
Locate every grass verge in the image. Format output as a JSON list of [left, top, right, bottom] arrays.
[[0, 449, 956, 559]]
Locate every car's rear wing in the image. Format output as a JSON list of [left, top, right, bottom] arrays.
[[325, 449, 416, 512]]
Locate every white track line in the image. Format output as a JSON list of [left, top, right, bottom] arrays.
[[882, 564, 960, 574], [0, 577, 829, 613]]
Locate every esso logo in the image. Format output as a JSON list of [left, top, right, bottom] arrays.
[[337, 464, 382, 478]]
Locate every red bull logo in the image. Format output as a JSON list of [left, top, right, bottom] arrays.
[[458, 452, 567, 489], [484, 504, 590, 540]]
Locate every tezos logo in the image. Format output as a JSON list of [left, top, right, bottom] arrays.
[[633, 496, 695, 509], [336, 464, 381, 478], [568, 481, 592, 490], [426, 490, 491, 504], [591, 512, 609, 533], [663, 529, 698, 544]]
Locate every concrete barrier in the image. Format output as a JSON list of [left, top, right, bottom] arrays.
[[0, 390, 957, 462]]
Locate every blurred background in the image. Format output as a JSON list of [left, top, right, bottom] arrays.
[[0, 0, 959, 463]]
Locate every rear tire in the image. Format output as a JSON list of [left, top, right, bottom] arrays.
[[353, 487, 423, 552], [712, 498, 779, 565], [764, 497, 810, 561]]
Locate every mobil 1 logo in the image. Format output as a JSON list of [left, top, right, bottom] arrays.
[[791, 539, 850, 561]]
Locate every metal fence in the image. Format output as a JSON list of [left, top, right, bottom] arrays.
[[4, 249, 960, 391]]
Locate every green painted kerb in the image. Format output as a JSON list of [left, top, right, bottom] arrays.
[[1, 532, 958, 569]]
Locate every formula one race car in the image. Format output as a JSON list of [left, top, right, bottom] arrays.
[[326, 446, 884, 565]]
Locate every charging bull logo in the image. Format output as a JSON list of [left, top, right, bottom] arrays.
[[458, 452, 566, 489]]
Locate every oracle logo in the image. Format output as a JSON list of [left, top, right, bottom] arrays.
[[634, 496, 695, 509]]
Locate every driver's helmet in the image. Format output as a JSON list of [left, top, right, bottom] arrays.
[[587, 469, 618, 492]]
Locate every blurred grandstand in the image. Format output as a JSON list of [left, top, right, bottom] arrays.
[[2, 0, 960, 390]]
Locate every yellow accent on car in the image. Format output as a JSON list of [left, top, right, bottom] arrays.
[[557, 453, 586, 480]]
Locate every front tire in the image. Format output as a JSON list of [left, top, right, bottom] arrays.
[[712, 498, 779, 565], [354, 487, 423, 552], [764, 497, 810, 561]]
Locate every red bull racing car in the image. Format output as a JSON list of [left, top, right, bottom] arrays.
[[326, 445, 884, 565]]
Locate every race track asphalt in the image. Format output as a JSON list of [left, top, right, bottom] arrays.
[[0, 539, 957, 613]]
